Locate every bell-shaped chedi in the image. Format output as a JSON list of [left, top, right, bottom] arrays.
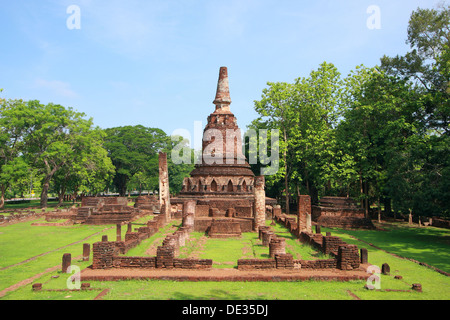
[[180, 66, 254, 197]]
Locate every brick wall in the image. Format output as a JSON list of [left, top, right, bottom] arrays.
[[322, 236, 346, 255], [298, 195, 311, 232], [173, 258, 212, 269], [237, 254, 294, 270], [193, 217, 253, 233], [114, 256, 156, 268], [235, 206, 252, 217], [237, 259, 276, 270], [92, 241, 115, 269], [271, 210, 361, 271], [297, 259, 337, 269], [337, 245, 360, 270], [315, 215, 375, 229], [195, 205, 210, 217]]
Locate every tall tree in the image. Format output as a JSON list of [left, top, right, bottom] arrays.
[[0, 99, 31, 208], [380, 5, 449, 217], [253, 82, 297, 213], [104, 125, 169, 196], [381, 4, 449, 133], [19, 101, 105, 207], [52, 127, 115, 205], [290, 62, 344, 202]]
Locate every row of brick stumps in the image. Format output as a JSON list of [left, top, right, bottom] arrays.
[[272, 200, 365, 271], [91, 217, 212, 270]]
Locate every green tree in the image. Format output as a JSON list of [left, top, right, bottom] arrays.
[[13, 100, 107, 208], [251, 62, 346, 207], [381, 4, 449, 133], [253, 81, 297, 213], [380, 5, 449, 218], [0, 99, 31, 208], [52, 127, 115, 205], [104, 125, 169, 196], [338, 66, 424, 217], [290, 62, 344, 202], [168, 135, 195, 195]]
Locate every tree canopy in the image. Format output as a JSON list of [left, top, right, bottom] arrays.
[[249, 5, 449, 218]]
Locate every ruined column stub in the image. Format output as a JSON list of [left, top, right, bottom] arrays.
[[82, 243, 90, 262], [62, 253, 71, 273], [213, 66, 231, 112], [254, 175, 266, 231], [298, 194, 312, 233], [159, 152, 171, 221], [116, 224, 122, 242]]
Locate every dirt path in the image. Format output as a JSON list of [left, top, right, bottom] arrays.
[[346, 289, 361, 300]]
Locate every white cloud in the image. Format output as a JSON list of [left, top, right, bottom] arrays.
[[34, 78, 78, 98]]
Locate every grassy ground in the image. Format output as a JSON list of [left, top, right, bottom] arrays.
[[0, 211, 449, 300], [325, 221, 450, 273], [177, 220, 331, 269]]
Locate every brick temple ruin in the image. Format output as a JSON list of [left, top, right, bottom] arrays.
[[42, 195, 157, 225], [312, 196, 375, 229], [170, 66, 277, 238], [75, 67, 370, 282]]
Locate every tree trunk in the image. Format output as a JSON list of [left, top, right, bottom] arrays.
[[383, 197, 392, 217], [57, 185, 66, 207], [120, 184, 127, 197], [283, 127, 289, 215], [0, 185, 5, 210], [364, 180, 369, 218], [72, 190, 77, 204], [40, 161, 63, 208], [40, 177, 51, 208], [377, 196, 381, 223], [359, 172, 364, 208]]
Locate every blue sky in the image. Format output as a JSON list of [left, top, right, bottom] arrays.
[[0, 0, 443, 145]]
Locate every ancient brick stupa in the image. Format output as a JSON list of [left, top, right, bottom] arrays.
[[173, 66, 272, 237]]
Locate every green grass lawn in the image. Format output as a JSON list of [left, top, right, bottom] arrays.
[[323, 221, 450, 274], [1, 214, 449, 300], [0, 217, 117, 293], [179, 220, 331, 268]]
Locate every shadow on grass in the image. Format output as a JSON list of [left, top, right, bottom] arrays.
[[330, 223, 450, 273]]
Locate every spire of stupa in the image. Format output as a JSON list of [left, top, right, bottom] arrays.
[[213, 66, 231, 112]]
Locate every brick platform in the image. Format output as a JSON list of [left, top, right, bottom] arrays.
[[79, 266, 370, 282]]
